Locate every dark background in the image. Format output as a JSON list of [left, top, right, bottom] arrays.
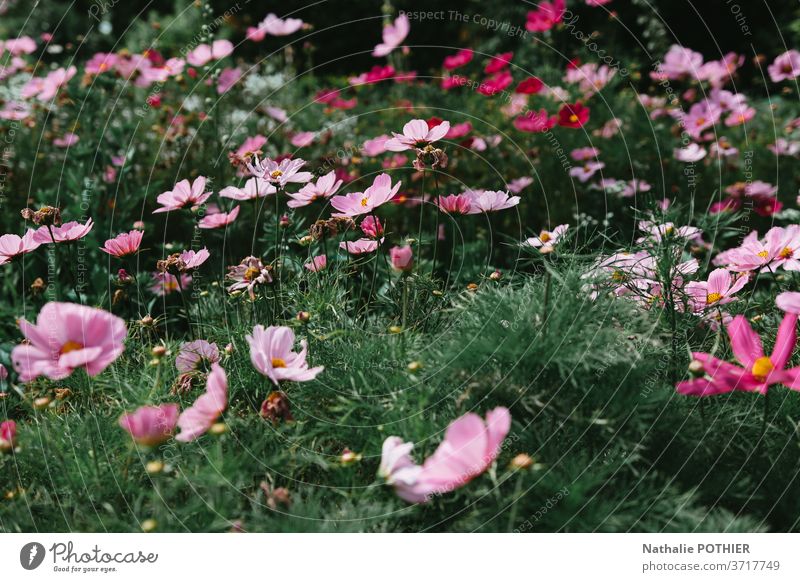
[[3, 0, 798, 79]]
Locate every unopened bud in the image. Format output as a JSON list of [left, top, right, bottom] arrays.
[[141, 518, 157, 532], [340, 448, 362, 465], [688, 359, 705, 377], [297, 311, 310, 323], [466, 283, 479, 292], [489, 270, 502, 281], [209, 422, 227, 435], [146, 460, 164, 474], [509, 453, 534, 470], [388, 325, 403, 334], [140, 315, 155, 327], [151, 345, 167, 358], [33, 396, 51, 410], [407, 361, 422, 372]]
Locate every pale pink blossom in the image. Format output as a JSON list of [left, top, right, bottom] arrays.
[[290, 131, 315, 148], [436, 194, 472, 215], [340, 238, 382, 254], [220, 177, 276, 200], [768, 50, 800, 83], [198, 206, 240, 229], [176, 340, 220, 373], [330, 173, 402, 217], [246, 156, 312, 188], [153, 177, 212, 213], [119, 404, 179, 446], [287, 171, 342, 208], [0, 230, 41, 265], [527, 225, 569, 251], [466, 190, 520, 214], [506, 177, 534, 194], [246, 325, 324, 385], [150, 272, 192, 296], [226, 256, 273, 299], [247, 13, 304, 40], [674, 143, 707, 162], [685, 269, 749, 312], [304, 255, 327, 272], [362, 135, 390, 157], [186, 40, 234, 67], [11, 302, 126, 382], [385, 119, 450, 152], [175, 363, 228, 442], [34, 219, 93, 244], [373, 14, 410, 57]]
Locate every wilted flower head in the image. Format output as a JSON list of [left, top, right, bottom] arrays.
[[227, 256, 273, 300]]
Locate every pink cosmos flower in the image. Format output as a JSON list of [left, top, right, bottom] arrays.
[[685, 269, 749, 312], [330, 173, 402, 217], [652, 45, 703, 81], [390, 245, 413, 271], [373, 13, 410, 57], [100, 230, 143, 257], [3, 36, 37, 55], [713, 228, 786, 273], [247, 13, 304, 40], [235, 135, 268, 158], [198, 206, 240, 229], [777, 291, 800, 314], [178, 248, 210, 271], [226, 256, 273, 299], [85, 52, 118, 75], [379, 407, 511, 503], [569, 161, 605, 182], [768, 50, 800, 83], [570, 147, 600, 161], [304, 255, 327, 272], [119, 404, 179, 446], [340, 238, 382, 255], [176, 339, 220, 373], [360, 215, 384, 238], [769, 139, 800, 157], [674, 143, 707, 162], [506, 177, 534, 194], [53, 133, 79, 148], [527, 224, 569, 252], [513, 109, 557, 133], [437, 193, 472, 215], [725, 105, 756, 127], [153, 177, 212, 213], [34, 219, 93, 244], [477, 70, 513, 96], [677, 313, 800, 397], [22, 66, 76, 101], [220, 177, 276, 200], [246, 156, 313, 188], [186, 40, 234, 67], [385, 119, 450, 152], [443, 48, 473, 70], [466, 190, 520, 214], [11, 302, 126, 382], [0, 420, 16, 453], [287, 171, 343, 208], [290, 132, 315, 148], [484, 51, 513, 74], [246, 325, 324, 385], [0, 230, 41, 265], [362, 135, 390, 156], [175, 363, 228, 442], [150, 272, 192, 296], [526, 0, 566, 32], [217, 67, 242, 94]]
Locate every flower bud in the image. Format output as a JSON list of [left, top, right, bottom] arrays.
[[209, 422, 227, 435], [146, 460, 164, 474], [509, 453, 534, 470], [141, 518, 157, 532], [140, 315, 155, 327], [340, 448, 362, 465], [489, 270, 502, 281], [688, 359, 705, 377], [407, 361, 422, 372], [296, 311, 311, 323], [33, 396, 51, 410], [151, 345, 167, 358], [388, 325, 403, 334], [466, 283, 479, 292]]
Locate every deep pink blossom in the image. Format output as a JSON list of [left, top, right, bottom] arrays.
[[330, 174, 401, 217], [198, 206, 240, 229], [119, 404, 179, 446], [100, 230, 143, 257], [175, 363, 228, 442]]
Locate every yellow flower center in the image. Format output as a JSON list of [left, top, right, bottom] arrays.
[[706, 292, 723, 305], [360, 197, 369, 207], [751, 356, 773, 381], [569, 114, 579, 123], [757, 250, 769, 258], [611, 270, 626, 282], [61, 340, 83, 354], [270, 170, 283, 179], [271, 358, 287, 368], [539, 231, 551, 243], [696, 117, 706, 126], [244, 266, 261, 281], [780, 247, 793, 259]]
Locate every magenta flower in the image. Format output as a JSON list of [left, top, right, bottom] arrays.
[[513, 109, 557, 133], [11, 302, 127, 382], [119, 404, 179, 446], [0, 230, 41, 265], [379, 407, 511, 503], [100, 230, 143, 257], [330, 173, 402, 217], [304, 255, 328, 272], [360, 215, 384, 238], [0, 420, 17, 453], [220, 177, 276, 200], [390, 245, 414, 271], [678, 313, 800, 397], [685, 269, 749, 312], [385, 119, 450, 152], [287, 171, 343, 208], [443, 48, 473, 70], [153, 177, 212, 214], [34, 219, 93, 244], [186, 40, 234, 67], [198, 206, 240, 229], [175, 363, 228, 442], [466, 190, 520, 214], [340, 238, 382, 255], [372, 13, 410, 57], [246, 325, 324, 385], [176, 340, 220, 373], [525, 0, 565, 32], [768, 50, 800, 83]]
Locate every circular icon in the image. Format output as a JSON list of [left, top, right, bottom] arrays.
[[20, 542, 46, 570]]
